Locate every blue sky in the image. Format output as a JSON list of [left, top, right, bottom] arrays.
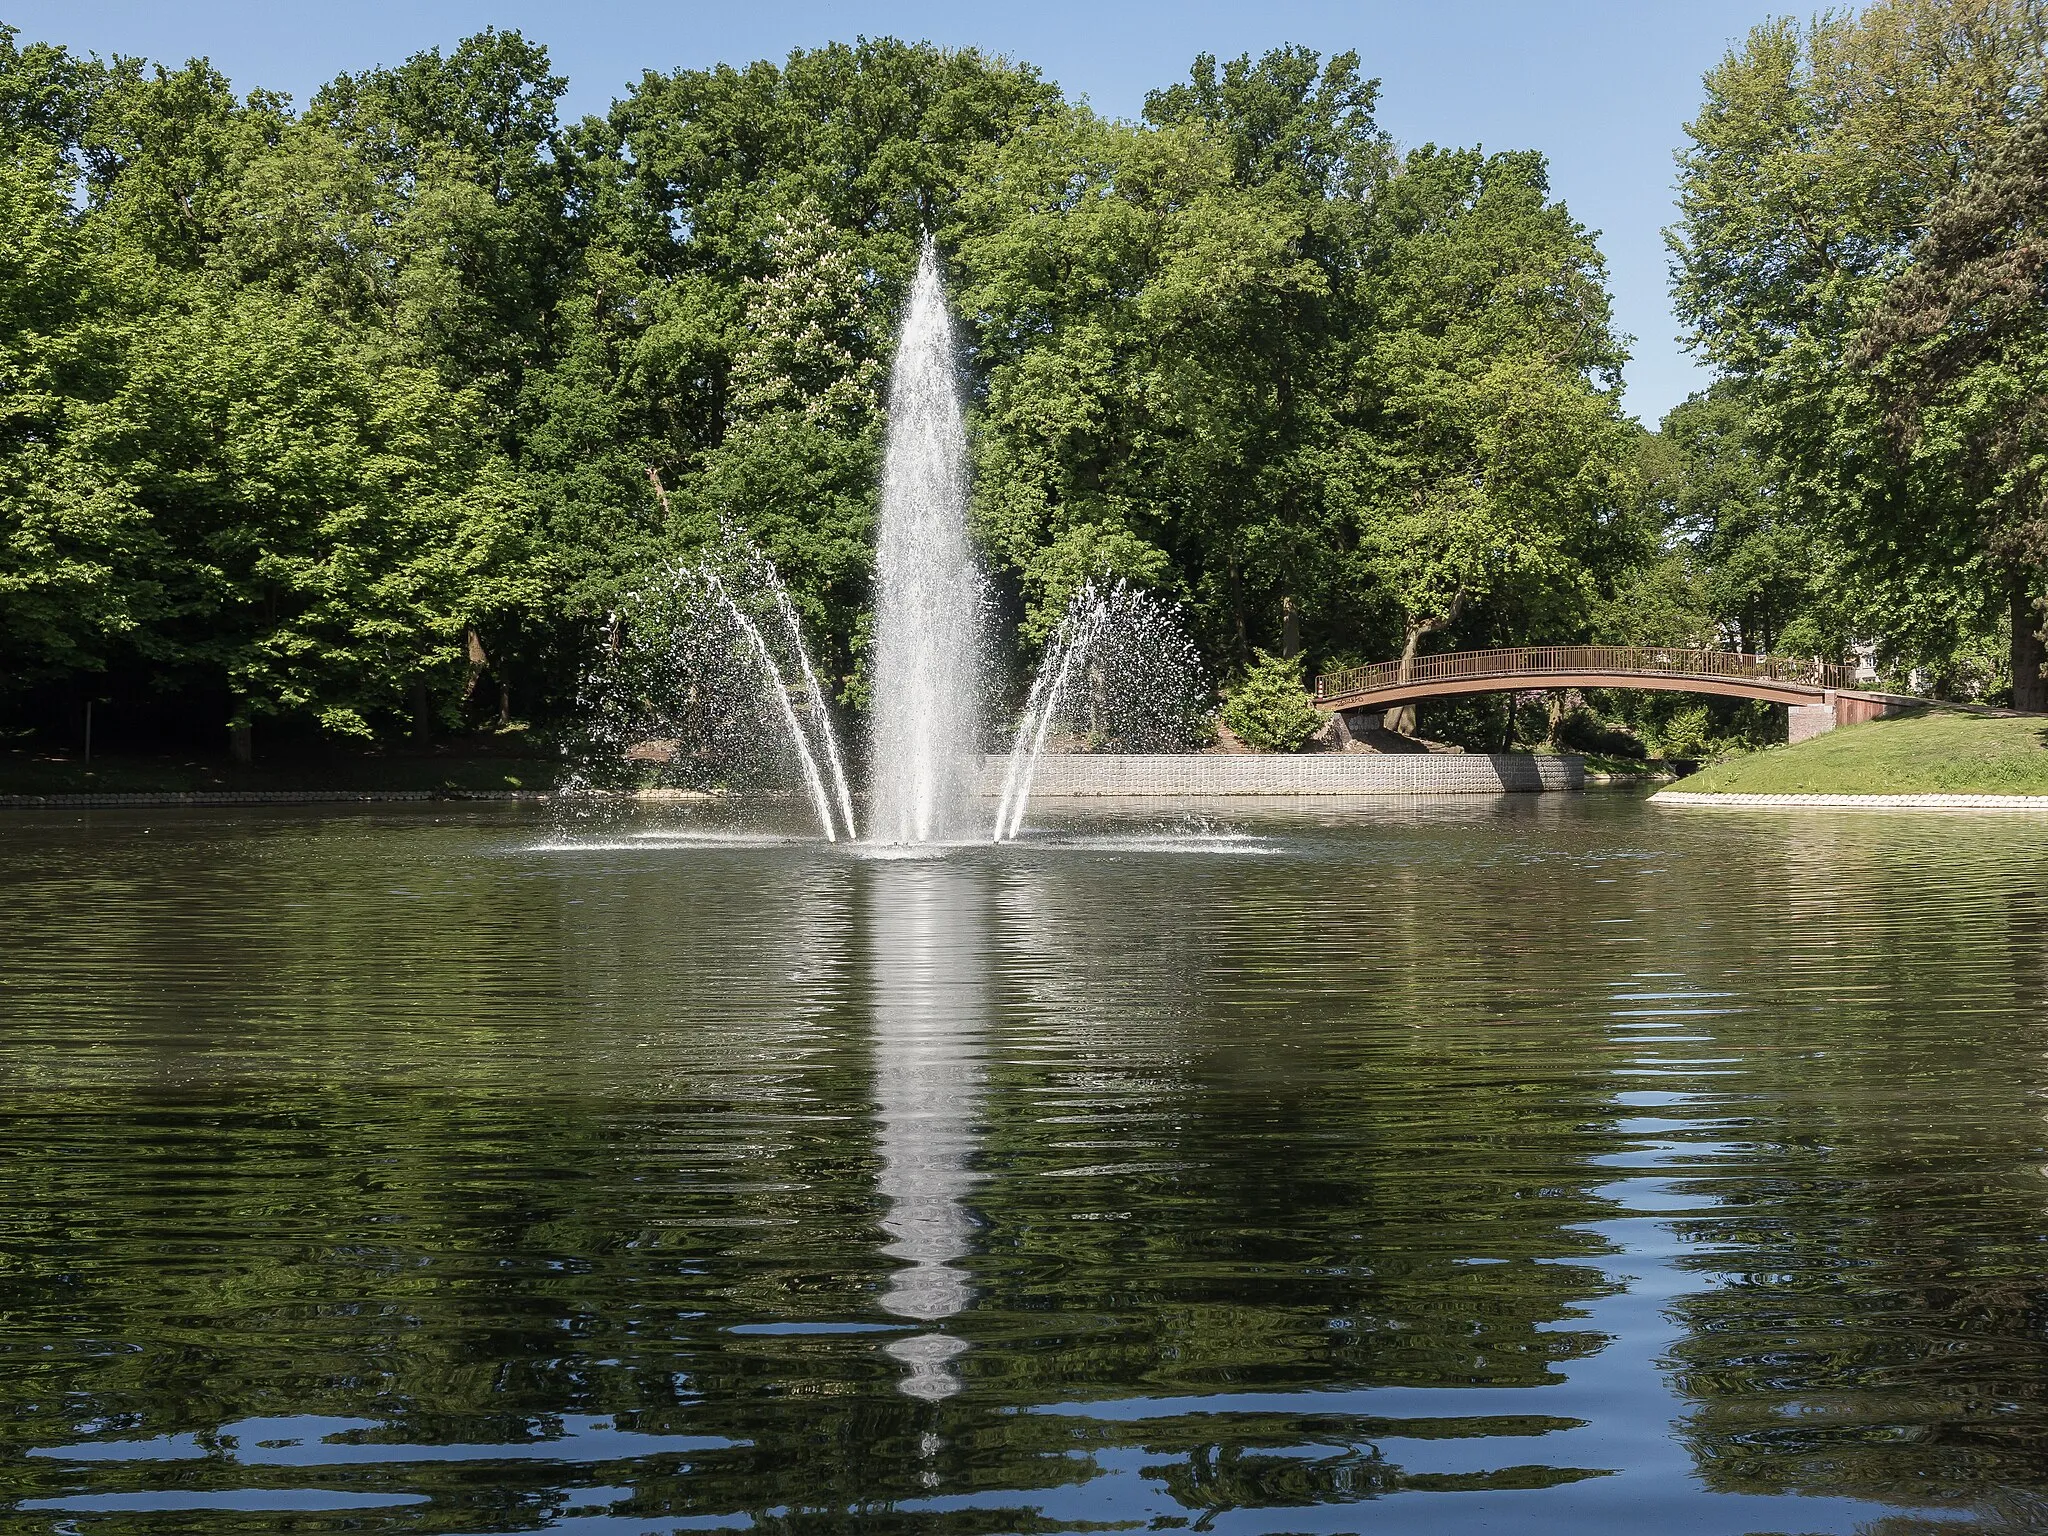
[[9, 0, 1783, 423]]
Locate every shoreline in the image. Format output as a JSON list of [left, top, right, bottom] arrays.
[[1655, 790, 2048, 810], [0, 788, 725, 810]]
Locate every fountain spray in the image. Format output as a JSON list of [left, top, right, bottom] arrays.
[[868, 237, 985, 844]]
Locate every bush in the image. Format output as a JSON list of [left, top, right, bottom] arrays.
[[1222, 649, 1324, 752], [1653, 705, 1714, 760]]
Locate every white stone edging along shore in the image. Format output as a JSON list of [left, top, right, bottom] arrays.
[[1655, 790, 2048, 810]]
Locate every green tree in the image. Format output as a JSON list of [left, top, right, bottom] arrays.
[[112, 289, 543, 739], [958, 101, 1301, 651], [1349, 146, 1641, 729], [1644, 386, 1834, 657], [1852, 103, 2048, 709], [1670, 0, 2048, 700], [1222, 648, 1323, 751], [307, 29, 577, 410], [1, 29, 551, 745], [0, 141, 163, 682], [684, 198, 886, 691]]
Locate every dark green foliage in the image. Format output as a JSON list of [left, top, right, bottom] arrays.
[[1851, 103, 2048, 708], [1649, 387, 1828, 657]]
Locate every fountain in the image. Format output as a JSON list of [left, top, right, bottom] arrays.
[[570, 237, 1205, 843], [567, 549, 856, 840], [867, 237, 986, 845], [993, 581, 1210, 841]]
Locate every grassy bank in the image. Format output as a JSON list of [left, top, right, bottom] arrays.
[[0, 746, 563, 796], [1672, 710, 2048, 796]]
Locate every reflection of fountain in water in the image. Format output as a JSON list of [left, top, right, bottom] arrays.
[[868, 860, 987, 1399]]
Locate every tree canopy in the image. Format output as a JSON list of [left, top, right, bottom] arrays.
[[1667, 0, 2048, 707], [2, 23, 1649, 753]]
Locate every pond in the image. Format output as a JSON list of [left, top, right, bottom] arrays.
[[2, 795, 2046, 1534]]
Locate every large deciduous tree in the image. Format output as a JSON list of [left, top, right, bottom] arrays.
[[960, 49, 1638, 710], [0, 26, 549, 743], [1852, 105, 2048, 710], [1670, 0, 2048, 703], [1352, 144, 1639, 720]]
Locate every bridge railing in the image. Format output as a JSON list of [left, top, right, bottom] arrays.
[[1314, 646, 1859, 703]]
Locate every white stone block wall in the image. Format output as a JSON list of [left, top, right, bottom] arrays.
[[979, 753, 1584, 796]]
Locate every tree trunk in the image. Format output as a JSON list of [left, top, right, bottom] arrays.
[[1385, 624, 1429, 736], [413, 678, 434, 745], [499, 682, 512, 728], [645, 467, 676, 520], [229, 721, 252, 765], [461, 628, 488, 706], [2015, 574, 2048, 713], [1280, 595, 1301, 660]]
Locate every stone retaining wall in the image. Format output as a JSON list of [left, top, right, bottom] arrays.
[[983, 753, 1584, 796], [4, 762, 1587, 808]]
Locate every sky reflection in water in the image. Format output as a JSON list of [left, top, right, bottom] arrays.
[[2, 794, 2047, 1533]]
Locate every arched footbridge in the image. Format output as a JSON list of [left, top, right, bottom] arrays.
[[1314, 646, 1907, 739]]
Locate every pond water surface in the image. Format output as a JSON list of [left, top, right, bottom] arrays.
[[2, 795, 2047, 1535]]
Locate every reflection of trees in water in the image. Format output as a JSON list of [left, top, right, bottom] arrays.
[[19, 803, 2048, 1524], [1145, 1430, 1611, 1511], [1641, 814, 2048, 1510], [980, 837, 1630, 1495], [1, 815, 911, 1517], [1855, 1493, 2048, 1535]]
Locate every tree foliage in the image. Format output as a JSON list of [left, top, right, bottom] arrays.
[[2, 24, 1648, 751], [0, 25, 548, 737], [1668, 0, 2048, 704], [1853, 102, 2048, 707], [1221, 649, 1324, 753]]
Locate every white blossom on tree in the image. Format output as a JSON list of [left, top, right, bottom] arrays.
[[727, 200, 884, 431]]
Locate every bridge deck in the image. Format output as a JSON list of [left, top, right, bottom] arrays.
[[1316, 646, 1858, 712]]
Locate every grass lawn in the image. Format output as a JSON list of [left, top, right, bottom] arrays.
[[1673, 709, 2048, 795], [0, 745, 564, 796]]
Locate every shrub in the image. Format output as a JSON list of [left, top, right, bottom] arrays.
[[1654, 705, 1715, 760], [1222, 650, 1324, 752]]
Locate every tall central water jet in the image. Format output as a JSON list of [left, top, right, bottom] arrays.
[[869, 238, 983, 844]]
